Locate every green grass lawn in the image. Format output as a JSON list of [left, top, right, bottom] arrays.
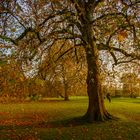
[[0, 97, 140, 140]]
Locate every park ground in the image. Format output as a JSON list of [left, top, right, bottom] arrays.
[[0, 97, 140, 140]]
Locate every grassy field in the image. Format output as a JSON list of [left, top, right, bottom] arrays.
[[0, 97, 140, 140]]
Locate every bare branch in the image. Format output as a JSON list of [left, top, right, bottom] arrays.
[[98, 43, 140, 60], [91, 12, 126, 24], [113, 58, 139, 66]]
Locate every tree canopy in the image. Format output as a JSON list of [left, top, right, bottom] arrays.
[[0, 0, 140, 122]]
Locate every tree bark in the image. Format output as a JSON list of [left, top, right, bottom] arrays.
[[83, 45, 112, 122], [81, 8, 112, 122], [61, 64, 69, 101]]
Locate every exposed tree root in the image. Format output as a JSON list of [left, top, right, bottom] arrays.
[[82, 111, 118, 123]]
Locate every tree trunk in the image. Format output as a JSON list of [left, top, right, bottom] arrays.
[[81, 9, 112, 121], [83, 44, 112, 122], [64, 83, 69, 101], [61, 64, 69, 101]]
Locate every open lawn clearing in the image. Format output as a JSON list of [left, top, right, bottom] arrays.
[[0, 97, 140, 140]]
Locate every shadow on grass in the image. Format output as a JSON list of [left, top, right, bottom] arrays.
[[0, 115, 119, 130], [0, 116, 87, 130], [44, 116, 89, 128], [38, 114, 120, 128], [0, 116, 96, 129]]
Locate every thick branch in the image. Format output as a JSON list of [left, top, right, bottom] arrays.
[[91, 12, 126, 24], [112, 47, 140, 59], [98, 43, 140, 60], [113, 58, 139, 66]]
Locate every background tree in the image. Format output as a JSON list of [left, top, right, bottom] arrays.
[[121, 73, 140, 98], [0, 57, 27, 101], [38, 40, 87, 100]]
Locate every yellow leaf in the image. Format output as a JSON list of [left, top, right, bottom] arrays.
[[11, 28, 16, 32], [118, 31, 128, 42], [20, 77, 24, 82], [118, 34, 124, 42]]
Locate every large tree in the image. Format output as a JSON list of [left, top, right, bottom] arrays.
[[0, 0, 140, 122]]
